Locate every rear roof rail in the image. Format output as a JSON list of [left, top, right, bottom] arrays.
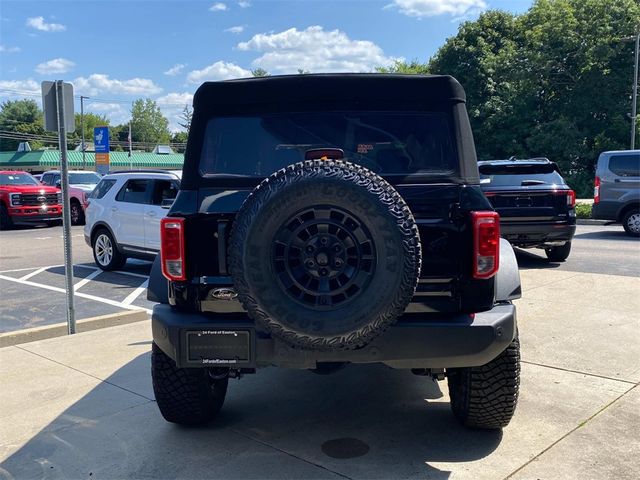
[[107, 170, 180, 178]]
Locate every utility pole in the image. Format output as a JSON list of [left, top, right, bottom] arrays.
[[631, 32, 639, 150], [80, 95, 89, 169]]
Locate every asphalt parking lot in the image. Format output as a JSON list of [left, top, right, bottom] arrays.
[[0, 222, 639, 479], [0, 225, 153, 333]]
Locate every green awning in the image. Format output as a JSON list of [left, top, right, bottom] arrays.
[[0, 150, 185, 170]]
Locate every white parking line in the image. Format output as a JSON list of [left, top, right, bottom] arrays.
[[74, 268, 103, 291], [0, 273, 152, 314], [19, 267, 49, 281], [122, 279, 149, 305]]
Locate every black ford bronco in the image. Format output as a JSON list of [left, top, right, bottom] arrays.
[[147, 74, 522, 430]]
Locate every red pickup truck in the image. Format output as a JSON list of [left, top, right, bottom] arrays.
[[0, 170, 62, 229]]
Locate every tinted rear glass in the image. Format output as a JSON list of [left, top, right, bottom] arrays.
[[200, 112, 458, 177], [90, 179, 116, 199], [479, 163, 565, 187], [0, 173, 39, 185], [608, 154, 640, 177]]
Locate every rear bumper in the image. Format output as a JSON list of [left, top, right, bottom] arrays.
[[152, 303, 517, 370], [500, 220, 576, 247], [8, 206, 62, 222]]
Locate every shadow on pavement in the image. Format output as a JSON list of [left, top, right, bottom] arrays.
[[0, 353, 503, 479], [573, 230, 637, 241], [514, 249, 562, 270]]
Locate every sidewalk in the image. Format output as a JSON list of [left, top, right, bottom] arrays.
[[1, 268, 639, 479]]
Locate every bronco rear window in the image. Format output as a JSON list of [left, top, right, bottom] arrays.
[[199, 112, 457, 177]]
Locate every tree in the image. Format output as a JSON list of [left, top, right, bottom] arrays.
[[130, 98, 171, 147], [251, 68, 269, 77], [376, 60, 430, 75], [178, 105, 192, 132], [427, 0, 640, 196], [0, 99, 46, 151], [71, 112, 109, 149]]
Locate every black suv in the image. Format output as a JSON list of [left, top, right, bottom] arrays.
[[147, 74, 522, 430], [478, 158, 576, 262]]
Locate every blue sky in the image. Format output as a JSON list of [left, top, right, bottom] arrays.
[[0, 0, 532, 130]]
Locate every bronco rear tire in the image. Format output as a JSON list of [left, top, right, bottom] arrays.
[[152, 342, 228, 425], [447, 336, 520, 429], [228, 160, 421, 350]]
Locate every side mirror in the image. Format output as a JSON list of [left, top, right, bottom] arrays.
[[160, 198, 174, 209], [55, 179, 61, 188]]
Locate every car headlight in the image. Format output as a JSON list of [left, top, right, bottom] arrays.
[[57, 192, 62, 204], [10, 193, 21, 206]]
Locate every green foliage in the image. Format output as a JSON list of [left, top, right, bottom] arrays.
[[376, 59, 430, 74], [0, 99, 46, 150], [130, 98, 171, 145], [575, 203, 592, 219], [178, 105, 192, 132], [427, 0, 640, 197], [251, 68, 269, 77], [71, 112, 109, 149]]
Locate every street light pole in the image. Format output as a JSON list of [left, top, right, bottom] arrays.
[[631, 32, 639, 150], [80, 95, 89, 168]]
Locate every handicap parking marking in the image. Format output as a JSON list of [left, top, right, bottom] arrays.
[[74, 268, 103, 291], [122, 279, 150, 305], [0, 272, 152, 314], [18, 267, 50, 281]]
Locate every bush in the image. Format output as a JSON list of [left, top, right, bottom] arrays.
[[575, 203, 592, 219]]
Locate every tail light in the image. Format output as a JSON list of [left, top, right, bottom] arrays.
[[471, 211, 500, 279], [161, 217, 186, 281], [594, 176, 600, 204], [566, 189, 576, 208]]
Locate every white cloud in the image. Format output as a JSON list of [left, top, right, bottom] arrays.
[[238, 1, 251, 7], [224, 25, 245, 34], [387, 0, 486, 18], [209, 2, 228, 11], [186, 61, 251, 84], [0, 44, 20, 53], [26, 16, 66, 32], [35, 58, 75, 74], [156, 92, 195, 132], [73, 74, 163, 96], [237, 26, 396, 74], [164, 63, 186, 76], [86, 102, 129, 125], [0, 79, 40, 97]]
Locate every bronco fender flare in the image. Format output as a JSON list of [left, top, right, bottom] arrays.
[[495, 238, 521, 302]]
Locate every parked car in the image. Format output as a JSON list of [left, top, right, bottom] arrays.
[[478, 158, 576, 261], [41, 170, 101, 225], [592, 150, 640, 237], [84, 170, 181, 270], [0, 170, 62, 229], [146, 74, 522, 430], [32, 174, 43, 183]]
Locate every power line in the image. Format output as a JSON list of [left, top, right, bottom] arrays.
[[0, 88, 190, 107]]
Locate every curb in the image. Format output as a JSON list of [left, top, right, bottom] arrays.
[[577, 219, 610, 225], [0, 310, 149, 348]]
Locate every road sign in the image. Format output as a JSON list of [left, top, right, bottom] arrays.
[[94, 126, 110, 174], [42, 80, 76, 335], [42, 81, 75, 133]]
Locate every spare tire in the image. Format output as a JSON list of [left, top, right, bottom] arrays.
[[228, 160, 421, 350]]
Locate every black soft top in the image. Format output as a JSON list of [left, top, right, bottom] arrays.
[[192, 74, 466, 114]]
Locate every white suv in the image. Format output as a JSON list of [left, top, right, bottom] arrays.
[[84, 170, 181, 270]]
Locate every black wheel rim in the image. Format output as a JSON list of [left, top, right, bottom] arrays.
[[272, 206, 376, 309]]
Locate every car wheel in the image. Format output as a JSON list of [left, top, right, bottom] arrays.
[[92, 228, 126, 270], [447, 336, 520, 429], [152, 342, 228, 425], [545, 241, 571, 262], [228, 160, 422, 351], [0, 203, 13, 230], [70, 200, 85, 226], [622, 209, 640, 237]]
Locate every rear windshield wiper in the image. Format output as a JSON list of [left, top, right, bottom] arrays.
[[520, 180, 547, 186]]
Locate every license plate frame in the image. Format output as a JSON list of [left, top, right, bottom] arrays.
[[185, 329, 253, 367]]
